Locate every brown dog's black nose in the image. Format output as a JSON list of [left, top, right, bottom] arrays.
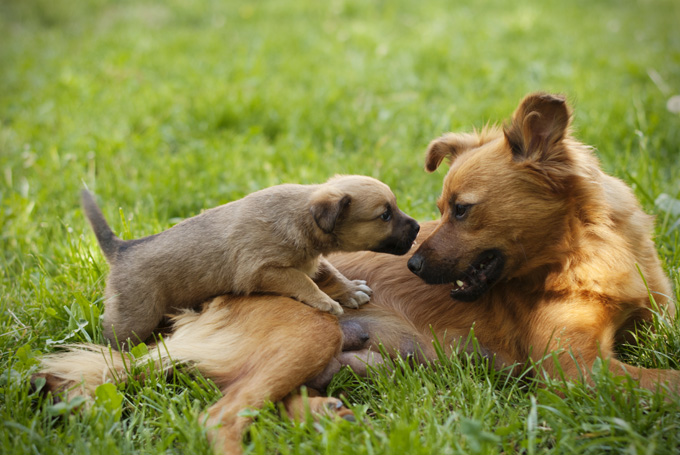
[[407, 253, 424, 275]]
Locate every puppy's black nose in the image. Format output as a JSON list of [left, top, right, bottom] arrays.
[[407, 254, 424, 275]]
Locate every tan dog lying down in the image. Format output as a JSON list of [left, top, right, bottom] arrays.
[[82, 175, 419, 345], [36, 93, 679, 455], [36, 296, 348, 455]]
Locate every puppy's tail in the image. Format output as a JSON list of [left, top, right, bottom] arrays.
[[81, 190, 123, 261]]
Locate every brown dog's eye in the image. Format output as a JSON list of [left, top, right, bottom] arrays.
[[454, 204, 470, 220], [380, 208, 392, 222]]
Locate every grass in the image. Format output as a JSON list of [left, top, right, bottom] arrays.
[[1, 0, 680, 453]]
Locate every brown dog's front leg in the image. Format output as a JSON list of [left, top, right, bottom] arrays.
[[525, 304, 680, 396], [607, 358, 680, 394]]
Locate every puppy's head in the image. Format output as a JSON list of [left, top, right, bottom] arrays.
[[408, 92, 595, 301], [310, 175, 419, 255]]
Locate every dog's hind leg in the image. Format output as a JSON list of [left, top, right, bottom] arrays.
[[342, 305, 436, 361], [303, 305, 436, 390], [36, 295, 346, 455], [179, 296, 344, 454]]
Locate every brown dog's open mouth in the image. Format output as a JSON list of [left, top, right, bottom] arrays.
[[450, 249, 505, 301]]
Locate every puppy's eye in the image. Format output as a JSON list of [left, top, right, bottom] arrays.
[[454, 204, 470, 220], [380, 208, 392, 222]]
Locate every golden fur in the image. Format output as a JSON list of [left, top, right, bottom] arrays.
[[82, 175, 419, 345], [332, 93, 677, 391], [36, 296, 351, 455], [36, 93, 678, 454]]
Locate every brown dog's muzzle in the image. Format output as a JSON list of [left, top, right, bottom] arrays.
[[408, 237, 505, 302]]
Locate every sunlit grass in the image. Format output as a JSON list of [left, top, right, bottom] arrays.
[[2, 0, 679, 453]]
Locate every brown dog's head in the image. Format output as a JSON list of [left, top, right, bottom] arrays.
[[408, 92, 596, 301], [310, 175, 420, 255]]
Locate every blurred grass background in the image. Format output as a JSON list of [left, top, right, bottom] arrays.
[[1, 0, 680, 453]]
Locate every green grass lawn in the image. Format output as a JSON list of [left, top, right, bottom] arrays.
[[2, 0, 680, 453]]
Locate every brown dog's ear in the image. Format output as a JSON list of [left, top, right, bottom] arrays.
[[310, 191, 352, 234], [424, 132, 481, 172], [503, 92, 571, 162]]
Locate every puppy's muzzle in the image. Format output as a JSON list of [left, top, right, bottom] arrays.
[[372, 215, 420, 255]]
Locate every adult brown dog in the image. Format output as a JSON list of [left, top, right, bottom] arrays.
[[36, 93, 678, 454], [333, 92, 678, 394]]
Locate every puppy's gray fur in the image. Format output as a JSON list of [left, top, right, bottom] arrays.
[[82, 175, 419, 345]]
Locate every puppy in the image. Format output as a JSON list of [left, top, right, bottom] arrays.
[[82, 175, 419, 345]]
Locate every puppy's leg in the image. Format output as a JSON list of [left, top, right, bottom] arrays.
[[256, 267, 344, 315], [314, 257, 372, 309], [101, 293, 165, 348]]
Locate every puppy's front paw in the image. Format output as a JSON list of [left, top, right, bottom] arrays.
[[304, 295, 344, 316], [338, 280, 372, 309]]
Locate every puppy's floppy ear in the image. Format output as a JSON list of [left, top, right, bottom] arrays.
[[310, 190, 352, 234], [424, 132, 482, 172], [504, 92, 571, 163]]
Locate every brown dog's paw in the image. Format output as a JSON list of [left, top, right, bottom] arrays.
[[285, 395, 355, 422], [318, 397, 356, 422], [336, 280, 372, 309]]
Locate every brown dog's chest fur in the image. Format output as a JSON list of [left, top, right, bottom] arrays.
[[334, 209, 670, 375], [333, 93, 674, 383]]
